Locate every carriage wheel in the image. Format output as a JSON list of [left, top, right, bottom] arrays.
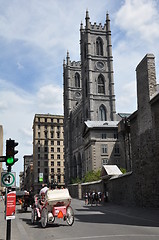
[[66, 206, 74, 226], [31, 209, 35, 224], [41, 208, 48, 228]]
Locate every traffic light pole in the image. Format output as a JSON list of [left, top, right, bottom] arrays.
[[6, 165, 12, 240]]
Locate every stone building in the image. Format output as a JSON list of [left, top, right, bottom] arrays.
[[63, 11, 123, 185], [114, 54, 159, 207], [33, 114, 64, 194], [23, 154, 33, 190]]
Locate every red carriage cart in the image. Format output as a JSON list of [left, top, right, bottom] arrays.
[[31, 188, 74, 228]]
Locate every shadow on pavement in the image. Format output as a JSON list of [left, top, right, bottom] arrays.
[[74, 204, 159, 227]]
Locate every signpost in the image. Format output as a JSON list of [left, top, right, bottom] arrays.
[[0, 138, 19, 240], [1, 172, 16, 188], [5, 191, 16, 220]]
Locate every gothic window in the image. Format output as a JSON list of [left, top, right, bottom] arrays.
[[84, 43, 87, 59], [96, 37, 103, 56], [85, 78, 88, 97], [99, 105, 107, 121], [98, 74, 105, 94], [75, 72, 80, 88]]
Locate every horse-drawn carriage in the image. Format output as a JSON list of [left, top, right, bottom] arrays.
[[31, 188, 74, 228]]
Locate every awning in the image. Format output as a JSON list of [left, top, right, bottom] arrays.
[[101, 165, 122, 180]]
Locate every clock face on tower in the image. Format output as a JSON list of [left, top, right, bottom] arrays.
[[96, 61, 104, 70], [74, 91, 81, 99]]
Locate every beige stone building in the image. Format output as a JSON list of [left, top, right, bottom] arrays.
[[33, 114, 64, 194]]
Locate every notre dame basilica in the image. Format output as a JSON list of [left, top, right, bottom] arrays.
[[63, 11, 124, 185]]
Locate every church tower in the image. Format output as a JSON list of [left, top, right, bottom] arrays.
[[80, 11, 116, 121]]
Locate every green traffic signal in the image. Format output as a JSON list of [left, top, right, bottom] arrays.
[[6, 139, 19, 166], [6, 157, 14, 165]]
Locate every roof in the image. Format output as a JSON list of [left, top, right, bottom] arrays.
[[85, 121, 119, 128], [101, 165, 122, 178]]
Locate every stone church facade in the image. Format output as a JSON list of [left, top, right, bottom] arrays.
[[63, 11, 123, 185]]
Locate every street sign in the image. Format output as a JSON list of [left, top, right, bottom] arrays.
[[0, 156, 6, 162], [1, 172, 16, 187], [39, 173, 43, 182], [5, 191, 16, 220]]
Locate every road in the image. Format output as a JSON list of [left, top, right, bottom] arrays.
[[0, 199, 159, 240]]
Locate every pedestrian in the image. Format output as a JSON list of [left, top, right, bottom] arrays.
[[84, 192, 88, 205]]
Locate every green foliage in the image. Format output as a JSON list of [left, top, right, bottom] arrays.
[[70, 177, 81, 184], [82, 169, 101, 183], [70, 169, 101, 184], [120, 168, 127, 174]]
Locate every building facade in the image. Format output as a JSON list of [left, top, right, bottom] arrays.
[[63, 11, 123, 185], [23, 154, 33, 190], [33, 114, 64, 194]]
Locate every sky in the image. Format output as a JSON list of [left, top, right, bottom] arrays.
[[1, 0, 159, 186]]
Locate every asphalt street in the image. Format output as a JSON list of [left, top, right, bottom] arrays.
[[0, 198, 159, 240]]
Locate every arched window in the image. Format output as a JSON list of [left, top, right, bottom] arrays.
[[98, 74, 105, 94], [85, 78, 88, 97], [99, 105, 107, 121], [75, 72, 80, 88], [96, 37, 103, 56]]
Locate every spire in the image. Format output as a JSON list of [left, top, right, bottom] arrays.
[[66, 50, 70, 65], [85, 9, 90, 28], [80, 21, 83, 30]]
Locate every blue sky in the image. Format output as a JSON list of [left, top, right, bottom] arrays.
[[1, 0, 159, 186]]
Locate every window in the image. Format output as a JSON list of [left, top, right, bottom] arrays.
[[102, 133, 107, 139], [57, 168, 61, 173], [44, 154, 48, 159], [38, 161, 40, 167], [114, 133, 118, 139], [102, 158, 108, 165], [57, 154, 60, 159], [44, 147, 48, 152], [51, 147, 54, 152], [101, 144, 107, 154], [57, 161, 61, 166], [57, 141, 60, 145], [45, 132, 47, 138], [85, 78, 88, 97], [98, 75, 105, 94], [51, 132, 53, 138], [99, 105, 107, 121], [38, 147, 40, 152], [96, 37, 103, 56], [51, 140, 54, 145], [44, 161, 48, 167], [57, 175, 61, 183], [38, 154, 40, 159], [51, 168, 54, 173], [38, 125, 40, 130], [57, 147, 60, 152], [114, 145, 120, 155], [38, 168, 40, 173], [38, 132, 40, 138], [45, 118, 47, 123], [75, 72, 80, 88], [38, 140, 40, 144], [51, 154, 54, 159], [45, 140, 48, 145], [51, 161, 54, 166], [57, 132, 60, 138]]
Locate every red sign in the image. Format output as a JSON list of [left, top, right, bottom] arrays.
[[6, 191, 16, 220]]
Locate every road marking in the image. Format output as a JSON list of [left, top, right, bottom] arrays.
[[56, 234, 159, 240]]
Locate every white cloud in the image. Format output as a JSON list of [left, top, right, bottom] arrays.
[[115, 0, 159, 43]]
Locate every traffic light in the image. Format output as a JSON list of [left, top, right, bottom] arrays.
[[6, 139, 18, 166]]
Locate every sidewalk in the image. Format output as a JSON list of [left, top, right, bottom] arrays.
[[0, 200, 6, 240]]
